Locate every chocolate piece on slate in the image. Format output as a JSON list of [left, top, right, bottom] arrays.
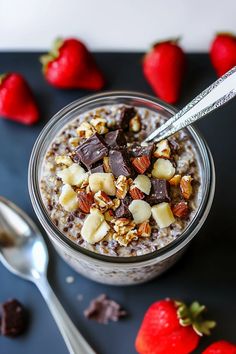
[[129, 143, 154, 159], [84, 294, 127, 324], [115, 196, 132, 218], [1, 299, 27, 337], [90, 162, 104, 173], [117, 106, 137, 130], [146, 179, 170, 205], [104, 129, 127, 148], [74, 133, 108, 169], [109, 149, 132, 177]]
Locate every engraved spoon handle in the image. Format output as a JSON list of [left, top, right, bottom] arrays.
[[144, 66, 236, 143]]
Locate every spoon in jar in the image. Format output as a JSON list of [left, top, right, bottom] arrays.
[[0, 196, 96, 354], [144, 66, 236, 143]]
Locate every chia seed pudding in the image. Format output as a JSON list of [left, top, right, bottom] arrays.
[[40, 105, 201, 258]]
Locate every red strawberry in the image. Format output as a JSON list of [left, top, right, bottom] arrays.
[[0, 73, 39, 125], [210, 33, 236, 77], [143, 40, 186, 104], [135, 299, 216, 354], [203, 340, 236, 354], [40, 38, 105, 90]]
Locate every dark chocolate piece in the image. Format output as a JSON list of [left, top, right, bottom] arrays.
[[115, 196, 132, 218], [74, 133, 108, 169], [84, 294, 127, 324], [104, 129, 127, 148], [1, 299, 27, 337], [146, 179, 170, 205], [129, 143, 154, 159], [109, 149, 132, 177], [90, 162, 104, 173], [117, 106, 136, 130]]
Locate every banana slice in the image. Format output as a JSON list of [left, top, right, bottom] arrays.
[[81, 209, 110, 244], [57, 163, 88, 186], [128, 200, 151, 224], [151, 158, 175, 180], [59, 184, 79, 212], [151, 202, 175, 228], [133, 175, 151, 195], [89, 173, 116, 196]]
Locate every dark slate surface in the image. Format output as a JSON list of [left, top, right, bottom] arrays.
[[0, 53, 235, 353]]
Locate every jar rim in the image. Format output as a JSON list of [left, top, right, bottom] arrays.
[[28, 91, 215, 265]]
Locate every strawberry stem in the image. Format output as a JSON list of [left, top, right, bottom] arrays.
[[175, 301, 216, 336], [0, 73, 8, 85], [152, 37, 181, 48], [39, 37, 64, 73]]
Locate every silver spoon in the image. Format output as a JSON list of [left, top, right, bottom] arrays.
[[144, 66, 236, 143], [0, 196, 96, 354]]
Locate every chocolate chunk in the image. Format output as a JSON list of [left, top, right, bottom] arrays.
[[129, 143, 154, 159], [74, 133, 108, 169], [1, 299, 27, 337], [117, 106, 137, 130], [90, 162, 104, 173], [146, 179, 170, 205], [109, 149, 132, 177], [115, 196, 132, 218], [104, 129, 127, 148], [84, 294, 127, 324]]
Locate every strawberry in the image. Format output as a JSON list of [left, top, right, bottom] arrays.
[[40, 38, 105, 90], [203, 340, 236, 354], [0, 73, 39, 125], [210, 33, 236, 77], [143, 40, 186, 104], [135, 299, 216, 354]]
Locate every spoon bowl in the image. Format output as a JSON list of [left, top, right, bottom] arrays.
[[0, 196, 95, 354]]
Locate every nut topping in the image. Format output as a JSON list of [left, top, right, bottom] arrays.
[[115, 175, 129, 199], [172, 201, 189, 218], [132, 155, 151, 174], [153, 139, 171, 159], [129, 185, 145, 200], [77, 191, 94, 214], [137, 221, 151, 237], [180, 175, 193, 199]]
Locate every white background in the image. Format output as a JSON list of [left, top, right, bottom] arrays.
[[1, 0, 236, 52]]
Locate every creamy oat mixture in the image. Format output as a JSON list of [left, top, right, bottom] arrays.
[[40, 105, 200, 257]]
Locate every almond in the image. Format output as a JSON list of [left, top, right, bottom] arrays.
[[103, 156, 111, 173], [137, 221, 151, 237], [129, 185, 145, 200], [94, 191, 113, 210], [169, 174, 181, 186], [132, 156, 151, 174], [180, 175, 193, 199], [77, 191, 94, 214], [172, 201, 189, 218]]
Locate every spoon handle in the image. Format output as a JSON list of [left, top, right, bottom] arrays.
[[36, 277, 96, 354], [144, 66, 236, 143]]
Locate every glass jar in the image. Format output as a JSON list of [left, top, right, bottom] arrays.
[[28, 91, 215, 285]]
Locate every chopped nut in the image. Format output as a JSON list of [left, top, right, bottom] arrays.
[[68, 137, 80, 147], [154, 139, 171, 159], [94, 191, 113, 211], [132, 156, 151, 174], [128, 200, 152, 224], [133, 175, 151, 195], [129, 114, 141, 132], [90, 116, 109, 135], [57, 163, 88, 186], [180, 175, 193, 199], [77, 191, 94, 214], [59, 184, 79, 212], [89, 173, 116, 196], [129, 185, 145, 200], [112, 218, 137, 246], [113, 230, 138, 246], [111, 198, 121, 210], [137, 221, 151, 237], [115, 175, 129, 199], [81, 208, 110, 244], [151, 158, 175, 180], [103, 156, 111, 173], [104, 210, 114, 222], [172, 201, 189, 218], [169, 174, 181, 186], [55, 155, 73, 166], [151, 202, 175, 228], [76, 122, 96, 139]]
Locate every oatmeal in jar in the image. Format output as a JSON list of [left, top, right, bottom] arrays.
[[40, 105, 200, 257]]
